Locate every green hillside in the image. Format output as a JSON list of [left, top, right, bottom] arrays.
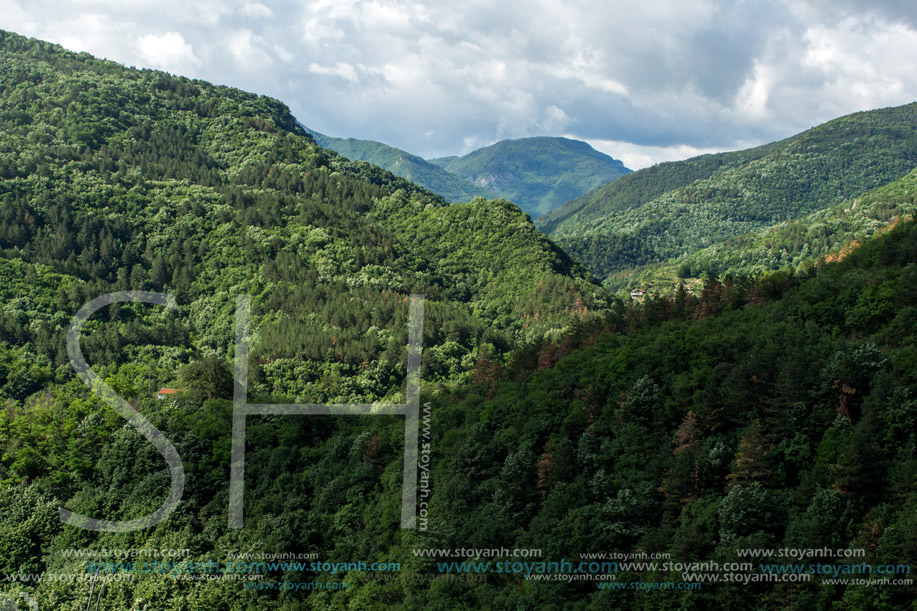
[[421, 217, 917, 610], [0, 30, 614, 609], [302, 127, 494, 203], [4, 27, 917, 611], [431, 136, 631, 218], [541, 103, 917, 290], [0, 29, 606, 347], [536, 139, 787, 235], [652, 167, 917, 286], [302, 131, 632, 218]]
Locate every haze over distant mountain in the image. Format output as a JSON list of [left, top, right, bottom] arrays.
[[539, 103, 917, 292], [303, 129, 631, 218], [431, 137, 631, 218]]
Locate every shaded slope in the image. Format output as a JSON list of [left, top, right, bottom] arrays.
[[423, 217, 917, 609]]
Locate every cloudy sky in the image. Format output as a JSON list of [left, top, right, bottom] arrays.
[[3, 0, 917, 168]]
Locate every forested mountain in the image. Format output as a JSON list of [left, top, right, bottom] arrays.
[[539, 104, 917, 291], [0, 27, 607, 363], [2, 28, 916, 611], [302, 131, 631, 219], [657, 166, 917, 283], [430, 137, 631, 218], [0, 29, 610, 609], [423, 217, 917, 610], [536, 139, 787, 235], [301, 127, 494, 203]]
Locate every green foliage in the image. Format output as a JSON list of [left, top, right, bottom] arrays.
[[628, 167, 917, 295], [308, 132, 632, 219], [420, 219, 917, 609], [305, 127, 494, 203], [541, 104, 917, 293], [431, 137, 631, 218], [0, 28, 606, 404], [178, 357, 233, 400], [3, 27, 917, 610], [537, 139, 785, 234], [0, 29, 614, 610]]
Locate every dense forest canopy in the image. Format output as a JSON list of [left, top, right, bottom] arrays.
[[540, 103, 917, 294], [306, 131, 632, 219], [0, 29, 609, 608], [0, 29, 916, 611]]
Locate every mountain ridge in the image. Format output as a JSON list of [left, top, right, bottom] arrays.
[[301, 126, 496, 204], [303, 129, 632, 218], [430, 136, 632, 218], [2, 28, 917, 611], [540, 102, 917, 291]]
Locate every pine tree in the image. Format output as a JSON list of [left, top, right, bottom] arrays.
[[727, 420, 772, 487]]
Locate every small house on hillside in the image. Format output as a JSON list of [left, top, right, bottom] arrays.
[[630, 289, 647, 299], [156, 388, 185, 400]]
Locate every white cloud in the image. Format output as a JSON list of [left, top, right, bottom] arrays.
[[308, 61, 359, 83], [539, 105, 572, 133], [226, 29, 274, 71], [735, 62, 771, 119], [4, 0, 917, 167], [0, 0, 33, 32], [42, 14, 118, 53], [583, 138, 725, 170], [360, 1, 412, 32], [70, 0, 229, 26], [802, 17, 917, 110], [136, 31, 200, 73], [239, 2, 273, 19], [547, 45, 629, 96], [271, 42, 294, 63]]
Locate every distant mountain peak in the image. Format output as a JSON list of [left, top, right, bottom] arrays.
[[430, 136, 632, 217], [301, 125, 630, 217]]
